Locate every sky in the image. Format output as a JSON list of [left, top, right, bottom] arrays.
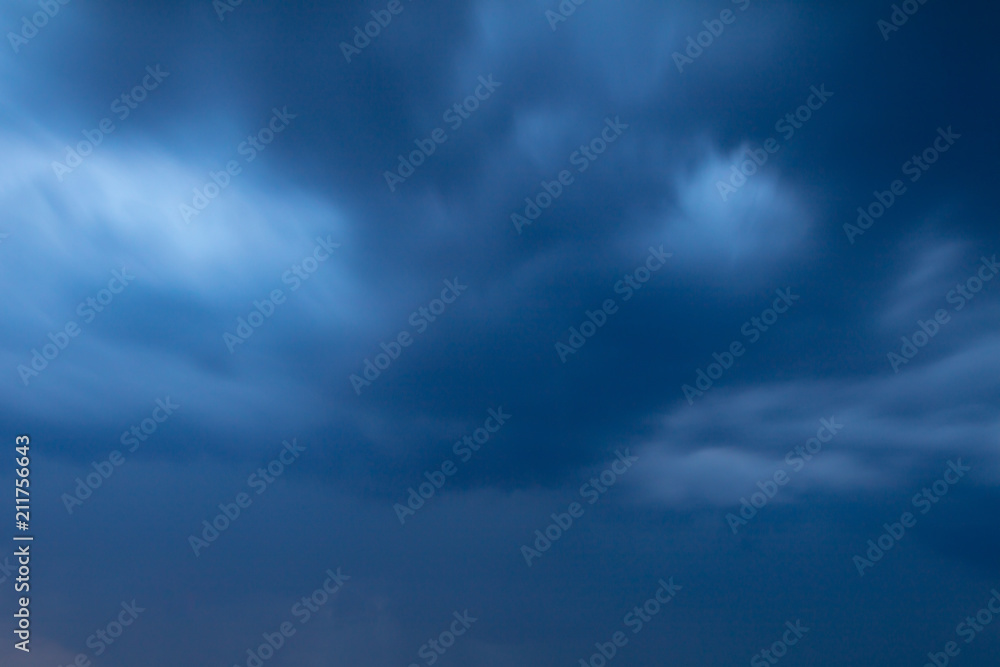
[[1, 0, 999, 665]]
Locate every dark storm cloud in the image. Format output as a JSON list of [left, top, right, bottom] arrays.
[[1, 0, 996, 508]]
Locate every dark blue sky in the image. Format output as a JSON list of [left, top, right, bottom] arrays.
[[2, 0, 999, 665]]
